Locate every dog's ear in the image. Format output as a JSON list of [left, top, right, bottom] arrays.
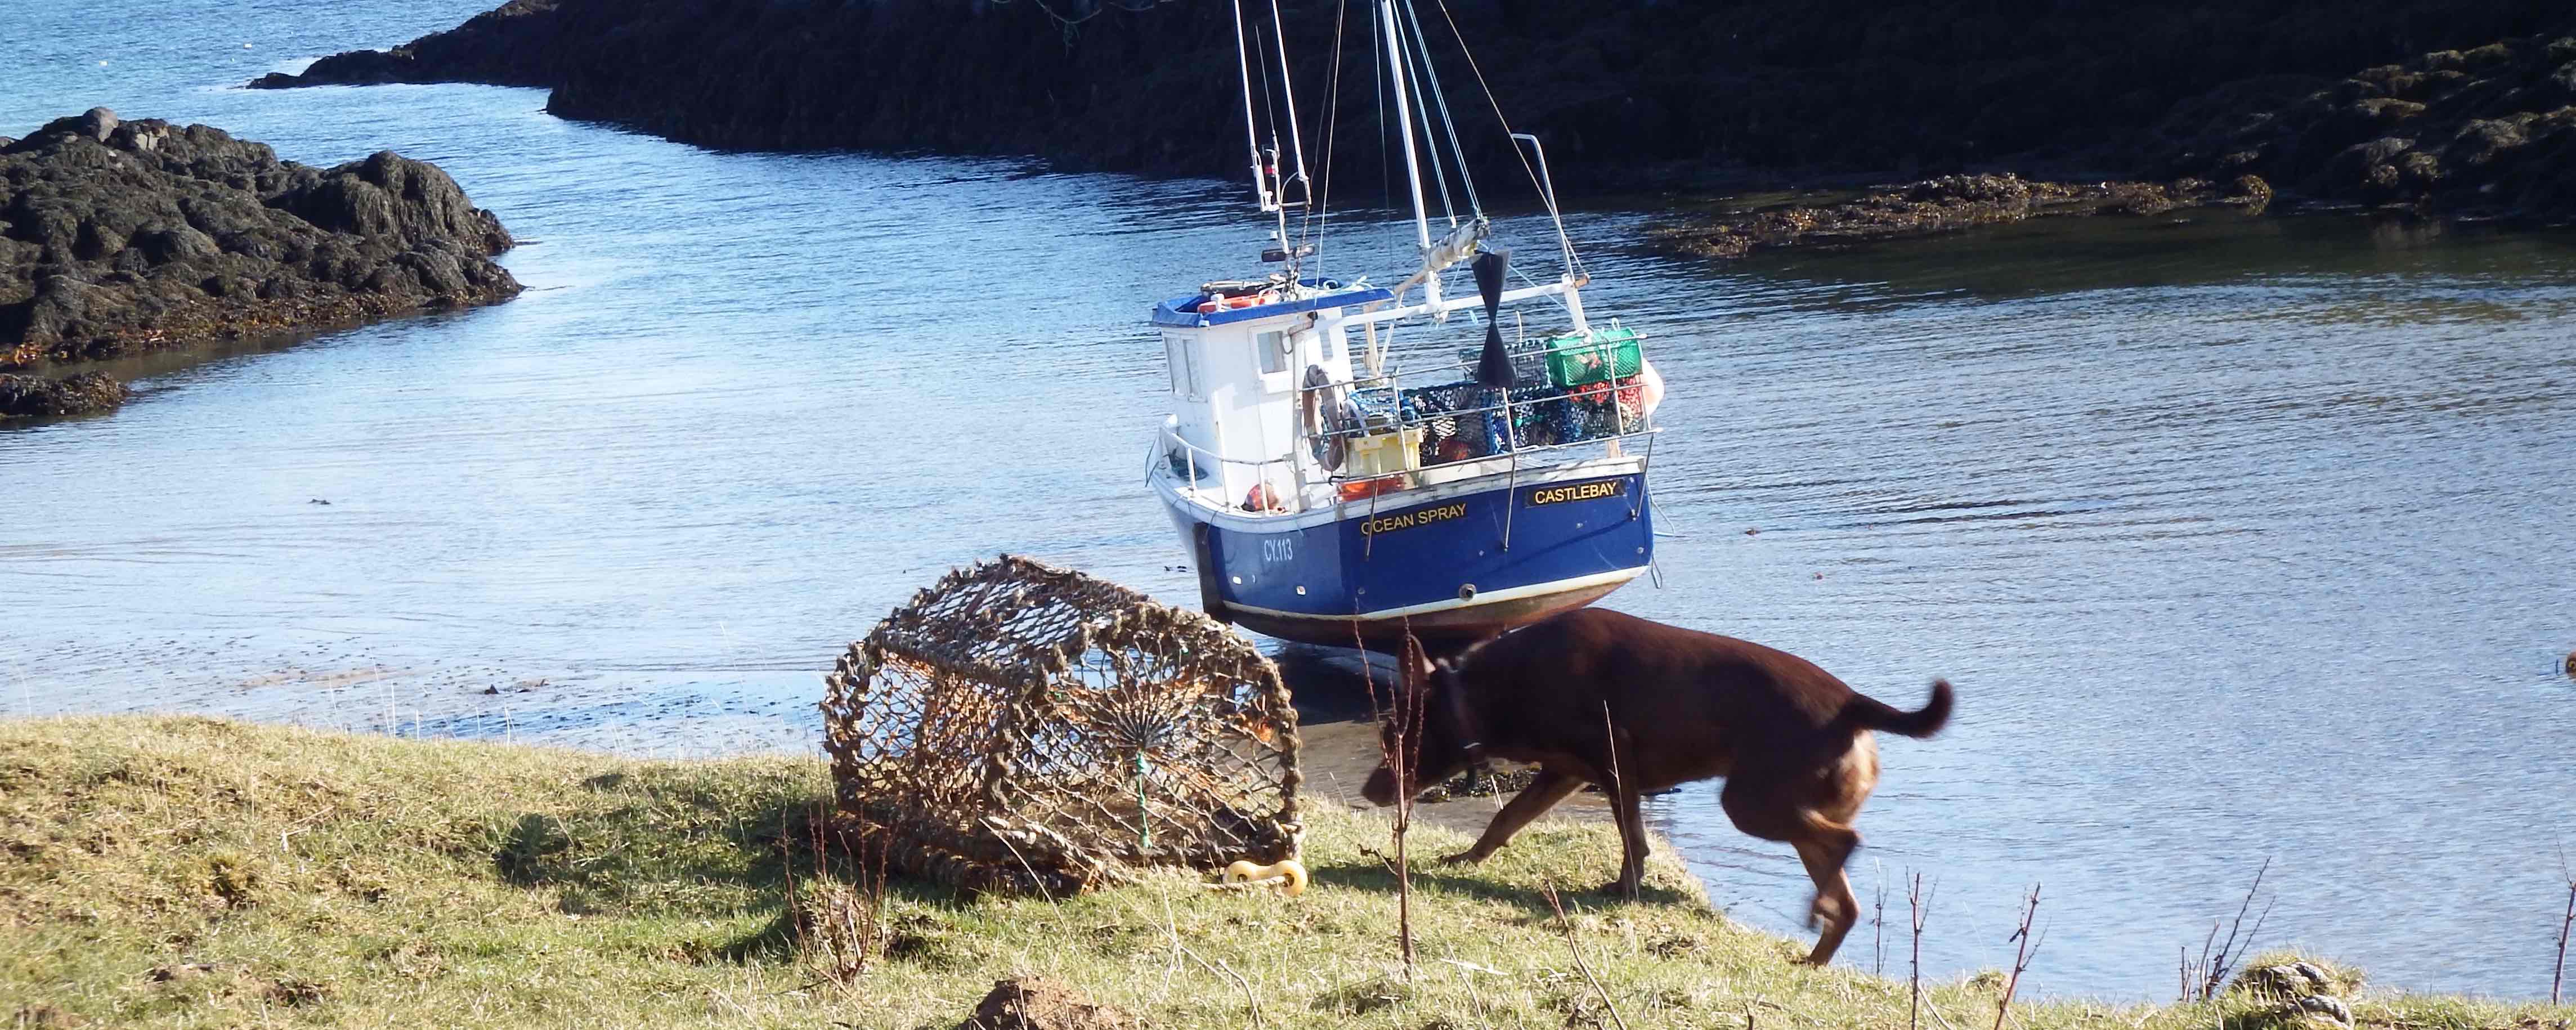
[[1399, 634, 1433, 700], [1401, 636, 1442, 715]]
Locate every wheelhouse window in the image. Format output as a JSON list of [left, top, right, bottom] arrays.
[[1163, 332, 1198, 398], [1257, 330, 1288, 375]]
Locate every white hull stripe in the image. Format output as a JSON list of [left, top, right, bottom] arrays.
[[1153, 453, 1647, 534], [1221, 566, 1648, 623]]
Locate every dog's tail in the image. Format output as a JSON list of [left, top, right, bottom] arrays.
[[1840, 679, 1954, 738]]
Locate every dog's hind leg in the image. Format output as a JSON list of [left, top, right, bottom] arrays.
[[1791, 818, 1863, 966], [1723, 772, 1865, 965], [1441, 768, 1582, 866]]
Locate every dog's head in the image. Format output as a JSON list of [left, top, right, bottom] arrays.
[[1360, 636, 1479, 807]]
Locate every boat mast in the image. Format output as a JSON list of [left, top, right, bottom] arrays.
[[1375, 0, 1439, 307], [1315, 3, 1592, 339], [1234, 0, 1314, 281], [1233, 1, 1273, 217]]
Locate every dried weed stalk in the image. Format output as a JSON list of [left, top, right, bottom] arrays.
[[1542, 880, 1632, 1030], [1992, 884, 2044, 1030], [2188, 858, 2274, 1002]]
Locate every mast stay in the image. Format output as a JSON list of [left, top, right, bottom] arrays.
[[1226, 0, 1589, 330]]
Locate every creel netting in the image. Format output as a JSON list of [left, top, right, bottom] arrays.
[[819, 555, 1300, 895]]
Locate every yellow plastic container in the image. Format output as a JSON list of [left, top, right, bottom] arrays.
[[1347, 427, 1423, 478]]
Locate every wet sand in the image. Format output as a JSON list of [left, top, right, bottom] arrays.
[[1292, 714, 1617, 837], [1274, 647, 1613, 837]]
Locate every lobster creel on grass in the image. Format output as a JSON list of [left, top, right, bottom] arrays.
[[3, 716, 2569, 1028]]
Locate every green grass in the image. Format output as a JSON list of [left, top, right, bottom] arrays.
[[2, 715, 2568, 1028]]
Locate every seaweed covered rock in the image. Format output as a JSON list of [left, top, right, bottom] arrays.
[[1646, 173, 2271, 259], [2157, 32, 2576, 220], [1, 109, 519, 418], [0, 371, 126, 418]]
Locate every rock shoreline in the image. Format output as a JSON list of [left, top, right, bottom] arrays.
[[1646, 173, 2277, 259], [2, 109, 520, 419], [2153, 33, 2576, 221], [248, 0, 2573, 231]]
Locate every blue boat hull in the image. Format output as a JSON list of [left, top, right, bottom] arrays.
[[1163, 470, 1652, 651]]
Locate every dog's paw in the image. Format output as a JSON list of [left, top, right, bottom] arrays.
[[1596, 879, 1641, 901], [1436, 849, 1484, 866]]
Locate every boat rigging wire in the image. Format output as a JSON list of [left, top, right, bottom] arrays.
[[1299, 0, 1352, 285], [1395, 8, 1461, 230], [1372, 6, 1390, 210], [1401, 0, 1481, 221], [1231, 1, 1267, 210], [1509, 260, 1573, 315], [1255, 21, 1279, 181], [1428, 0, 1584, 283], [989, 0, 1165, 43], [1266, 0, 1312, 209]]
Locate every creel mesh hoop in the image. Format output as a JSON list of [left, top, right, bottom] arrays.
[[819, 555, 1300, 895]]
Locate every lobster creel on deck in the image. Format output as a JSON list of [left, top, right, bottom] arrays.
[[819, 556, 1302, 896]]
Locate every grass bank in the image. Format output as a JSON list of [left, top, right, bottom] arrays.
[[2, 716, 2566, 1028]]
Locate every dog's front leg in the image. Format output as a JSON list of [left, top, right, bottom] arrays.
[[1598, 782, 1648, 899], [1442, 768, 1581, 865]]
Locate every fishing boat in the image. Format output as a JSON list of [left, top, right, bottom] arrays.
[[1145, 0, 1666, 652]]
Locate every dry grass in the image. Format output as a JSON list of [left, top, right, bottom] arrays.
[[2, 715, 2569, 1029]]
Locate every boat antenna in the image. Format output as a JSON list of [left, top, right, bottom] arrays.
[[1232, 0, 1271, 216], [1267, 0, 1312, 212]]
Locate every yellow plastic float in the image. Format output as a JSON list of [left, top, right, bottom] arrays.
[[1211, 858, 1307, 897]]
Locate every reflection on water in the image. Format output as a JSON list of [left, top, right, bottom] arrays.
[[6, 0, 2576, 1002]]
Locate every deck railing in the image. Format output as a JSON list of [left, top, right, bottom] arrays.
[[1152, 325, 1660, 519], [1152, 418, 1314, 514]]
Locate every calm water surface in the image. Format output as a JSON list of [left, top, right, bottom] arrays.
[[5, 0, 2574, 1001]]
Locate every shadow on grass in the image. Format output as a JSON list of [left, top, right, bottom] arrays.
[[482, 761, 1014, 965], [1306, 850, 1703, 922], [482, 765, 958, 959]]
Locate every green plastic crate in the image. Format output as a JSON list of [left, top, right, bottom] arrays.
[[1543, 326, 1643, 388]]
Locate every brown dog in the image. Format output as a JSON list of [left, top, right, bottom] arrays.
[[1360, 608, 1952, 965]]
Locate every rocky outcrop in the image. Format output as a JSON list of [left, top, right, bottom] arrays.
[[2157, 33, 2576, 220], [247, 0, 2571, 192], [1, 109, 519, 418], [248, 0, 567, 91], [0, 371, 126, 419], [1647, 173, 2274, 259]]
